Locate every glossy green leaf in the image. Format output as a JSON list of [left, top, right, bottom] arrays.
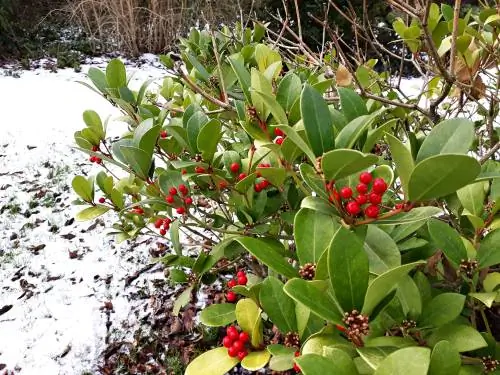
[[277, 73, 302, 112], [236, 298, 263, 348], [386, 133, 414, 198], [106, 58, 127, 89], [338, 87, 368, 122], [416, 119, 474, 162], [408, 154, 481, 201], [322, 149, 378, 180], [269, 354, 294, 371], [363, 225, 401, 275], [260, 276, 297, 333], [300, 84, 335, 157], [363, 119, 398, 153], [478, 229, 500, 269], [228, 55, 251, 102], [72, 176, 94, 202], [428, 341, 461, 375], [284, 279, 343, 324], [87, 67, 108, 92], [253, 90, 288, 125], [376, 207, 442, 225], [234, 237, 298, 279], [186, 111, 209, 153], [241, 351, 271, 371], [296, 353, 358, 375], [294, 208, 338, 265], [299, 163, 329, 200], [357, 347, 397, 370], [198, 119, 222, 162], [419, 293, 465, 328], [276, 125, 316, 164], [362, 261, 425, 315], [199, 303, 236, 327], [428, 219, 467, 267], [120, 146, 152, 180], [251, 68, 273, 121], [328, 227, 369, 311], [457, 182, 486, 217], [427, 324, 487, 352], [468, 293, 497, 308], [374, 347, 431, 375], [185, 347, 239, 375], [76, 205, 110, 221]]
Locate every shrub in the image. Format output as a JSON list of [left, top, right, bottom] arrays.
[[72, 2, 500, 374]]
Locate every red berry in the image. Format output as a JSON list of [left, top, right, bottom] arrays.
[[356, 194, 368, 205], [259, 180, 270, 189], [95, 158, 102, 164], [159, 229, 167, 236], [166, 195, 174, 204], [293, 363, 301, 373], [238, 173, 247, 181], [237, 275, 248, 285], [176, 206, 186, 215], [359, 172, 373, 184], [340, 187, 353, 199], [274, 136, 284, 145], [365, 204, 380, 218], [258, 163, 271, 168], [154, 218, 163, 228], [356, 183, 368, 194], [181, 169, 187, 175], [223, 336, 233, 348], [184, 197, 193, 205], [98, 197, 106, 204], [228, 279, 237, 288], [230, 162, 240, 173], [372, 178, 387, 194], [254, 184, 262, 193], [228, 346, 238, 357], [395, 203, 404, 209], [89, 156, 97, 163], [239, 331, 249, 342], [226, 326, 239, 340], [294, 351, 300, 357], [178, 184, 188, 194], [195, 166, 206, 174], [369, 193, 382, 205], [163, 222, 170, 231], [274, 128, 285, 137], [169, 187, 177, 195], [164, 217, 172, 225], [346, 201, 361, 215], [219, 181, 228, 189], [237, 351, 248, 361], [232, 340, 244, 352], [226, 291, 237, 303], [160, 130, 167, 138], [91, 145, 99, 152], [237, 270, 246, 278]]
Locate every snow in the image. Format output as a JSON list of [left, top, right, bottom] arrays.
[[0, 57, 167, 375]]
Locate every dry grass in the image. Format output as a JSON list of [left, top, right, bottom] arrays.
[[64, 0, 259, 55]]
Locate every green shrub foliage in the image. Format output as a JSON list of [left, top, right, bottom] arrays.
[[72, 4, 500, 374]]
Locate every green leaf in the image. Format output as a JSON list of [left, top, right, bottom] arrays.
[[328, 227, 369, 312], [385, 133, 414, 198], [364, 225, 401, 275], [419, 293, 465, 328], [106, 59, 127, 89], [276, 124, 316, 164], [120, 146, 152, 180], [375, 207, 442, 225], [199, 304, 236, 327], [198, 119, 222, 162], [468, 293, 497, 308], [428, 219, 467, 267], [72, 176, 94, 203], [357, 347, 397, 370], [299, 163, 330, 200], [76, 205, 110, 221], [228, 55, 251, 103], [234, 237, 299, 279], [322, 149, 378, 180], [269, 354, 294, 371], [374, 347, 431, 375], [441, 4, 453, 21], [185, 347, 239, 375], [294, 208, 338, 265], [408, 154, 481, 201], [428, 341, 461, 375], [284, 279, 343, 324], [186, 111, 209, 153], [251, 68, 273, 121], [362, 261, 425, 315], [133, 118, 159, 157], [277, 73, 302, 112], [256, 167, 287, 187], [253, 90, 288, 125], [241, 351, 271, 371], [260, 276, 297, 333], [397, 276, 422, 319], [338, 87, 368, 122], [478, 229, 500, 269], [427, 324, 487, 352], [296, 353, 358, 375], [236, 298, 263, 348], [300, 84, 335, 157], [457, 182, 486, 217], [416, 119, 475, 162], [173, 285, 193, 315], [363, 118, 398, 153]]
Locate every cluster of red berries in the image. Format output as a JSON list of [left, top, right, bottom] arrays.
[[274, 128, 286, 145], [165, 184, 192, 215], [329, 172, 388, 219], [293, 351, 301, 373], [222, 326, 250, 360], [226, 270, 248, 303], [89, 145, 102, 164], [154, 217, 172, 236]]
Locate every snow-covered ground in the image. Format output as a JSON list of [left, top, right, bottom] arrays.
[[0, 56, 168, 375]]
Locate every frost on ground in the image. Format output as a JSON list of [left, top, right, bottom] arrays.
[[0, 57, 168, 375]]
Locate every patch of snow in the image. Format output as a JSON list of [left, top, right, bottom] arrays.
[[0, 59, 168, 375]]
